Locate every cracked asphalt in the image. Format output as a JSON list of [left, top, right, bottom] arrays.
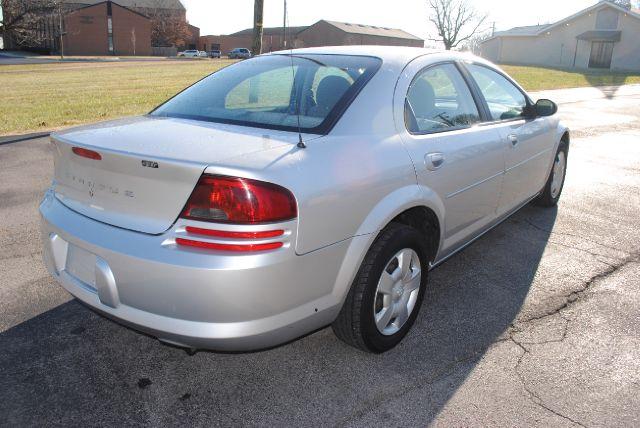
[[1, 85, 639, 426]]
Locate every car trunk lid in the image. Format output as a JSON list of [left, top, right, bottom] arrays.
[[51, 116, 302, 234]]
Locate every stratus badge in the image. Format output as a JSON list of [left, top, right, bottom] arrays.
[[141, 160, 159, 168]]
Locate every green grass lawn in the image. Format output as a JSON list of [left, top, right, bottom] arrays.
[[1, 60, 639, 136], [502, 65, 640, 91], [0, 60, 235, 136]]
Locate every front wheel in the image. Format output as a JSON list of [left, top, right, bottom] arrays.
[[332, 223, 428, 353], [534, 143, 568, 207]]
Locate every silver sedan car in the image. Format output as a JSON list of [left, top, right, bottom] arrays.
[[41, 46, 568, 353]]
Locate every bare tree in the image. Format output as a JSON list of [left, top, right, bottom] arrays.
[[146, 8, 190, 47], [427, 0, 487, 50], [610, 0, 632, 10], [1, 0, 58, 48], [461, 31, 491, 55], [131, 27, 136, 56]]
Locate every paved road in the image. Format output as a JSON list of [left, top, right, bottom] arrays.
[[1, 86, 639, 426]]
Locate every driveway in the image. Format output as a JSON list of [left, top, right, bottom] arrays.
[[1, 86, 639, 426]]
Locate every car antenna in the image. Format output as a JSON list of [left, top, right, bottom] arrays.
[[292, 53, 306, 149], [285, 0, 305, 149]]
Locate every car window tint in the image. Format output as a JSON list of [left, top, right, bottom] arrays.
[[467, 64, 527, 121], [405, 63, 480, 134], [226, 66, 295, 111], [311, 66, 354, 97], [151, 54, 381, 133]]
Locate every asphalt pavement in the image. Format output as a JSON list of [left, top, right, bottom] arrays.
[[1, 85, 639, 426]]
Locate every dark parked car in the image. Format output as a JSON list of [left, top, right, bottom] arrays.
[[228, 48, 251, 59]]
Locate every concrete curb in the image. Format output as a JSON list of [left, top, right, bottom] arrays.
[[0, 132, 50, 146]]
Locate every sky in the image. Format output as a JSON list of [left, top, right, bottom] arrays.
[[181, 0, 629, 45]]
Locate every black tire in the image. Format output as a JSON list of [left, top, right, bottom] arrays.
[[534, 142, 568, 207], [332, 223, 429, 353]]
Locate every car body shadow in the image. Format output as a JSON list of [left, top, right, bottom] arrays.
[[0, 205, 557, 426]]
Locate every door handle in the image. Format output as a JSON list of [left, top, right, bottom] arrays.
[[508, 134, 519, 146], [425, 152, 445, 171]]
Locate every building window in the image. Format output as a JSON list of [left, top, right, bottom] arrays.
[[107, 17, 114, 53]]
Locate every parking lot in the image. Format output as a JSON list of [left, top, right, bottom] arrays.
[[1, 85, 639, 426]]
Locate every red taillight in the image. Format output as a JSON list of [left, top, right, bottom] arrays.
[[185, 226, 284, 239], [175, 238, 283, 252], [180, 175, 297, 224], [72, 147, 102, 160]]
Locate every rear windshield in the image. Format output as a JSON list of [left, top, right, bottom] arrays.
[[151, 54, 381, 134]]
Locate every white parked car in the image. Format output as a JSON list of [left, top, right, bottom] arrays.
[[178, 49, 199, 58], [41, 47, 568, 353], [198, 51, 208, 58]]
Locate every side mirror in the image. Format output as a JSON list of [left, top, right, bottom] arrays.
[[534, 99, 558, 117]]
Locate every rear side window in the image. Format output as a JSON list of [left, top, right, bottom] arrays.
[[466, 64, 527, 121], [152, 54, 381, 134], [405, 63, 480, 134]]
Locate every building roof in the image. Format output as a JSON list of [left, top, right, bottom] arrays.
[[63, 0, 185, 10], [492, 24, 550, 37], [67, 1, 151, 19], [230, 26, 310, 37], [320, 20, 423, 41], [483, 1, 640, 42], [228, 20, 423, 42]]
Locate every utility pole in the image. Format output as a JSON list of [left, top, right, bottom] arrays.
[[251, 0, 263, 55], [282, 0, 287, 49], [58, 3, 65, 60]]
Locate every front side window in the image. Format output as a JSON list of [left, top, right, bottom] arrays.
[[405, 63, 480, 134], [467, 64, 527, 121], [151, 54, 381, 133]]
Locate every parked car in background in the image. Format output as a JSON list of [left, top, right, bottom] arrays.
[[178, 50, 199, 58], [228, 48, 251, 59], [41, 47, 568, 354], [198, 51, 208, 58], [209, 50, 222, 58]]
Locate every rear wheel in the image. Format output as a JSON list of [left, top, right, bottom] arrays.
[[534, 143, 568, 207], [332, 223, 428, 353]]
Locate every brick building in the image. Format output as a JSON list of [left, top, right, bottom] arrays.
[[67, 0, 198, 48], [2, 0, 197, 54], [63, 1, 151, 55], [198, 20, 424, 54]]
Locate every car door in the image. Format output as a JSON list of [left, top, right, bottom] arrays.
[[397, 61, 505, 255], [464, 63, 556, 215]]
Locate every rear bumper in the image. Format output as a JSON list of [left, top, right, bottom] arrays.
[[39, 190, 350, 351]]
